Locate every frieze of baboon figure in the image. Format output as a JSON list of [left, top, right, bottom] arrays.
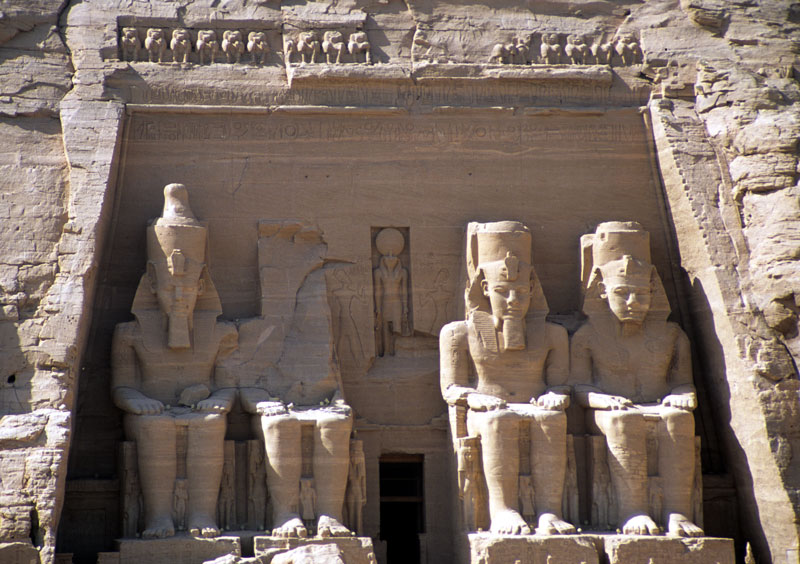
[[322, 31, 346, 64], [170, 29, 192, 63], [144, 28, 167, 63], [196, 30, 219, 64], [248, 32, 270, 65], [539, 33, 562, 64], [121, 27, 140, 62], [222, 30, 245, 64], [297, 31, 320, 64], [348, 31, 371, 64]]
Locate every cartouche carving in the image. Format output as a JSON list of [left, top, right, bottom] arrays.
[[248, 31, 270, 65], [440, 221, 575, 535], [112, 183, 238, 539], [145, 28, 167, 63], [348, 31, 372, 64], [373, 228, 410, 357], [323, 31, 346, 64], [121, 27, 140, 62], [222, 30, 245, 64], [196, 30, 219, 65], [571, 221, 703, 537]]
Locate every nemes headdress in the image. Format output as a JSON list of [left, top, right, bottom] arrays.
[[465, 221, 548, 316], [132, 183, 222, 317], [580, 221, 670, 320]]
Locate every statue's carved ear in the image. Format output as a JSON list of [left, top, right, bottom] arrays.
[[146, 262, 157, 294], [481, 277, 489, 297]]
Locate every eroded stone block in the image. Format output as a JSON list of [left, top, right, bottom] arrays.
[[467, 533, 600, 564], [254, 536, 375, 564], [115, 534, 240, 564], [602, 535, 734, 564]]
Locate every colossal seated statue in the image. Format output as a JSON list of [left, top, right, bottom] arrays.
[[439, 221, 575, 536], [239, 386, 353, 539], [571, 221, 703, 537], [112, 183, 238, 539]]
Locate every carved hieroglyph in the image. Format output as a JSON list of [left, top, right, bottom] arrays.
[[111, 183, 238, 539], [571, 221, 703, 537], [440, 221, 575, 536]]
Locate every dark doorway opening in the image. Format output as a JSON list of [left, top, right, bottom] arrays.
[[379, 454, 425, 564]]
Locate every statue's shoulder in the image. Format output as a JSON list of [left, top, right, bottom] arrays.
[[113, 320, 140, 343], [571, 320, 598, 345], [663, 320, 688, 342], [215, 320, 238, 341], [440, 319, 469, 342], [544, 320, 568, 341]]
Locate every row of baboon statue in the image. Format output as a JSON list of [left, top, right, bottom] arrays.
[[119, 27, 371, 65], [112, 184, 701, 543], [490, 32, 642, 66], [119, 26, 641, 67], [121, 27, 271, 64]]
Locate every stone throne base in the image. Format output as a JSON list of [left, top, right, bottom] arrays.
[[108, 534, 242, 564], [463, 533, 734, 564], [254, 536, 376, 564]]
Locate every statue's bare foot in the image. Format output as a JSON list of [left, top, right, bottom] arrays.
[[188, 514, 220, 538], [535, 512, 576, 535], [142, 515, 175, 539], [317, 515, 351, 538], [667, 513, 703, 537], [622, 514, 660, 535], [490, 509, 531, 535], [272, 515, 308, 538]]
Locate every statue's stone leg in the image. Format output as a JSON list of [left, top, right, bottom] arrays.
[[593, 409, 658, 535], [125, 414, 176, 539], [658, 408, 703, 537], [529, 409, 575, 534], [261, 414, 306, 537], [314, 412, 353, 537], [185, 413, 226, 537], [468, 409, 530, 535]]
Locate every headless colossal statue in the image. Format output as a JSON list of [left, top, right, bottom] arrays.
[[440, 221, 575, 535], [571, 221, 703, 537], [112, 183, 238, 539]]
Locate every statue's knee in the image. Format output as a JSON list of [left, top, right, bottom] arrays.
[[661, 408, 694, 436], [317, 413, 353, 433], [535, 408, 567, 430], [481, 409, 519, 433], [604, 410, 645, 436], [260, 413, 299, 435]]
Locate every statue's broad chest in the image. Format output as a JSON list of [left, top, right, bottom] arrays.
[[466, 318, 549, 377]]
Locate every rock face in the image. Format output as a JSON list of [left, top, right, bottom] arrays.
[[0, 1, 798, 564]]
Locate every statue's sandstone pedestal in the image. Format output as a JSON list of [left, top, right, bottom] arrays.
[[113, 534, 241, 564], [465, 533, 600, 564], [601, 535, 734, 564], [464, 534, 734, 564], [254, 536, 376, 564]]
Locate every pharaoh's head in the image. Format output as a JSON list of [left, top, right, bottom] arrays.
[[144, 184, 208, 349], [598, 255, 652, 324], [582, 221, 670, 328], [466, 221, 547, 351]]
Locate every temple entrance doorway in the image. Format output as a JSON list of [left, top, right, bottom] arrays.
[[379, 454, 425, 564]]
